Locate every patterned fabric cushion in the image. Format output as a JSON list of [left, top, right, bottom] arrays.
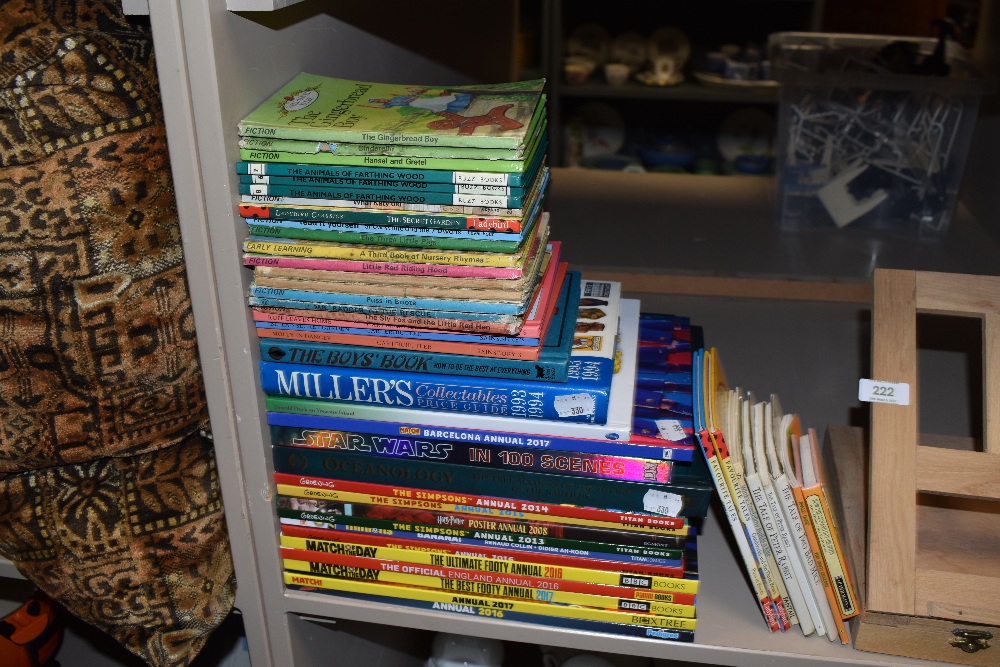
[[0, 1, 236, 665]]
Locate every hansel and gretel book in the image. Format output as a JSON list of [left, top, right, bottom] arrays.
[[238, 73, 545, 149]]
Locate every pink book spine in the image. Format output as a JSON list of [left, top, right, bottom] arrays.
[[242, 253, 524, 279], [252, 311, 542, 340]]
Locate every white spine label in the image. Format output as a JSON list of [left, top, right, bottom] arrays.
[[553, 393, 596, 418], [655, 419, 688, 442], [643, 490, 683, 517], [858, 378, 910, 406]]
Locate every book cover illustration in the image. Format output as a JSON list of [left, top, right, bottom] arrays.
[[238, 73, 546, 149]]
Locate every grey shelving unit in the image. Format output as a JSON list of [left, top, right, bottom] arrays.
[[6, 1, 988, 665]]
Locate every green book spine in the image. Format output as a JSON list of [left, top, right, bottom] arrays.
[[237, 174, 526, 197], [238, 117, 545, 161], [237, 183, 524, 208], [235, 161, 532, 186], [239, 148, 534, 173], [239, 204, 525, 231], [246, 224, 525, 252], [237, 73, 545, 149], [271, 444, 712, 518]]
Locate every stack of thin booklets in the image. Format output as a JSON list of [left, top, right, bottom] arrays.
[[692, 348, 860, 643], [236, 72, 713, 642]]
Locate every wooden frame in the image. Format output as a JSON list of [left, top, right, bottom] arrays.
[[867, 270, 1000, 625]]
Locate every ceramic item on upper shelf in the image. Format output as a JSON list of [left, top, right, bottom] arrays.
[[569, 101, 626, 160], [604, 62, 630, 85], [717, 107, 776, 169], [611, 31, 648, 71], [566, 22, 612, 65], [564, 55, 596, 84], [636, 54, 684, 86], [647, 26, 691, 67], [636, 26, 689, 86]]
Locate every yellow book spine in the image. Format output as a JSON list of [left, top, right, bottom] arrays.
[[802, 486, 859, 619], [280, 533, 697, 594], [283, 570, 697, 630], [282, 554, 695, 617], [792, 485, 851, 643], [243, 239, 526, 267]]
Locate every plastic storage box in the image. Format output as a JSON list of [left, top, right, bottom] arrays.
[[770, 32, 994, 239]]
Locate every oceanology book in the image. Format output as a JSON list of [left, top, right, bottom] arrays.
[[238, 73, 546, 149]]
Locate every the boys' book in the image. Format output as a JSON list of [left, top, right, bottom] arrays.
[[262, 298, 642, 443], [257, 297, 636, 425], [238, 73, 546, 149]]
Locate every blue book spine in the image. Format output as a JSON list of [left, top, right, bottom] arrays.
[[248, 283, 529, 315], [238, 183, 525, 208], [632, 417, 695, 439], [257, 357, 613, 424], [265, 409, 694, 462], [636, 370, 693, 391], [238, 174, 527, 197], [243, 217, 525, 242], [236, 137, 544, 187], [255, 322, 540, 346], [245, 297, 520, 322]]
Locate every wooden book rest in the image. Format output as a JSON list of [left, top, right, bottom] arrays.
[[825, 269, 1000, 665]]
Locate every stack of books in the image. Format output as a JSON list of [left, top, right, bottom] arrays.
[[235, 72, 714, 643], [692, 347, 859, 643]]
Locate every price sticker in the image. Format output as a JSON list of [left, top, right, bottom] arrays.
[[553, 393, 595, 418], [643, 489, 683, 517], [858, 379, 910, 406], [655, 419, 688, 442]]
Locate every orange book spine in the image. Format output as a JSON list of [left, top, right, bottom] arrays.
[[799, 483, 859, 621], [791, 484, 851, 643]]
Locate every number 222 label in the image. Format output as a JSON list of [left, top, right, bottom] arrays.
[[858, 379, 910, 406]]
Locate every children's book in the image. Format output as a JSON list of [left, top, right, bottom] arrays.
[[237, 73, 546, 149], [693, 350, 780, 632], [235, 160, 538, 186], [755, 400, 816, 636], [237, 174, 527, 198], [237, 115, 546, 161], [797, 428, 860, 628], [771, 409, 841, 642], [238, 134, 548, 173], [258, 268, 578, 382], [243, 207, 537, 252], [252, 236, 550, 304]]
